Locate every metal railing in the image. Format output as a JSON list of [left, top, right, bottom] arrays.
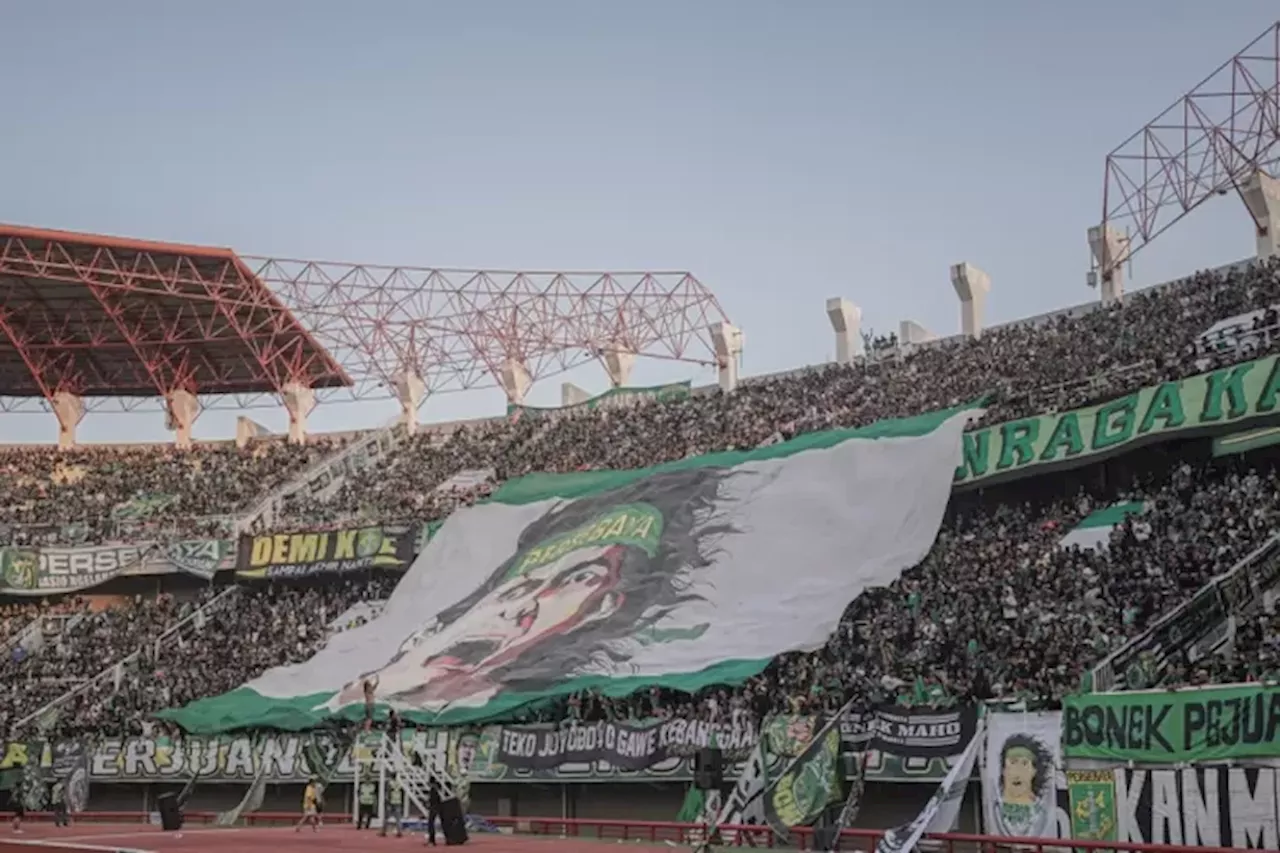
[[11, 586, 242, 732], [235, 417, 405, 535], [1090, 532, 1280, 691]]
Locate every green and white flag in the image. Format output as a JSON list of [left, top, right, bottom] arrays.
[[1057, 501, 1145, 552], [159, 405, 976, 733]]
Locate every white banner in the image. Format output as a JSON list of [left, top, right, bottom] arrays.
[[168, 411, 974, 729], [874, 720, 983, 853], [716, 738, 769, 829], [983, 712, 1069, 839]]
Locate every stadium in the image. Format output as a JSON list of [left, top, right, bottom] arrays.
[[3, 12, 1280, 853]]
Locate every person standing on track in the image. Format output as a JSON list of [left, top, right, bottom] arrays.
[[357, 775, 377, 829], [10, 797, 23, 834], [294, 776, 321, 833], [425, 773, 442, 846], [379, 773, 404, 838], [50, 778, 69, 828]]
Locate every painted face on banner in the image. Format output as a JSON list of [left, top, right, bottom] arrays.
[[335, 502, 671, 711], [994, 735, 1056, 837], [1001, 746, 1038, 804]]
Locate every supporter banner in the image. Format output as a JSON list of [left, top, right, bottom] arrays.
[[165, 406, 972, 731], [983, 711, 1069, 839], [1112, 765, 1280, 847], [0, 722, 959, 786], [164, 539, 236, 581], [491, 718, 755, 772], [1067, 770, 1118, 846], [763, 718, 843, 839], [874, 721, 982, 853], [848, 704, 978, 758], [1062, 684, 1280, 763], [0, 540, 234, 597], [955, 354, 1280, 486], [716, 739, 769, 831], [507, 381, 692, 418], [235, 523, 418, 579], [112, 493, 177, 521], [0, 543, 158, 596]]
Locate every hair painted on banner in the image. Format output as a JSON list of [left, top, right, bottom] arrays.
[[430, 465, 741, 691]]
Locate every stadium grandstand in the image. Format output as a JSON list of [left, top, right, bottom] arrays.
[[4, 17, 1280, 853]]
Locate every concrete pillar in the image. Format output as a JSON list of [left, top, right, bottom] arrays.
[[709, 322, 744, 393], [236, 416, 269, 449], [898, 320, 937, 346], [281, 381, 316, 445], [825, 298, 863, 365], [1088, 224, 1131, 305], [602, 347, 635, 388], [164, 389, 199, 449], [500, 359, 532, 406], [1242, 170, 1280, 260], [51, 391, 83, 450], [949, 263, 991, 338], [393, 370, 427, 436], [561, 382, 590, 406]]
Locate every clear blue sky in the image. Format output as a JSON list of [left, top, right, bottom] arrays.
[[2, 0, 1276, 442]]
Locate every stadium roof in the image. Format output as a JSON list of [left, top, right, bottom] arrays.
[[0, 225, 351, 406]]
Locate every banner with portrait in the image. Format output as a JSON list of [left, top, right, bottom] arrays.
[[982, 711, 1069, 839], [160, 408, 973, 732]]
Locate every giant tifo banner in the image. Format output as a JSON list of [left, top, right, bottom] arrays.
[[954, 354, 1280, 486], [235, 522, 419, 579], [0, 539, 235, 596], [160, 406, 973, 732], [1062, 683, 1280, 763]]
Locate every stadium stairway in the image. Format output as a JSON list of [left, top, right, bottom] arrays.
[[233, 418, 406, 534]]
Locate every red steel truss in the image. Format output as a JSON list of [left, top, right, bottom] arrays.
[[1099, 21, 1280, 279], [252, 257, 729, 400], [0, 225, 350, 414]]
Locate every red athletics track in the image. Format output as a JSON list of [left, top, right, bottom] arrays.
[[0, 824, 679, 853]]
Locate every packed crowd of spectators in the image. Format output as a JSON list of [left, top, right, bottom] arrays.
[[0, 440, 336, 546], [2, 258, 1279, 742], [0, 578, 399, 739]]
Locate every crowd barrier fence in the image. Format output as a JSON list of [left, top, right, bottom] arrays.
[[0, 811, 1262, 852]]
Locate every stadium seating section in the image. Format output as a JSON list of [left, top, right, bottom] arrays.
[[2, 258, 1280, 740]]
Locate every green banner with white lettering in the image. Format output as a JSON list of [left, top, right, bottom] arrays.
[[954, 355, 1280, 486], [1061, 684, 1280, 763]]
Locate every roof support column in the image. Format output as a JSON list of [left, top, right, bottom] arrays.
[[282, 381, 315, 445], [825, 298, 862, 364], [393, 370, 426, 436], [602, 347, 635, 387], [1242, 170, 1280, 260], [1088, 224, 1130, 305], [52, 391, 83, 450], [562, 382, 590, 406], [500, 359, 532, 406], [709, 322, 743, 393], [165, 389, 199, 449], [949, 263, 991, 339]]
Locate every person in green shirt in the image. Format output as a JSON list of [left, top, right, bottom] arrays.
[[356, 779, 377, 830], [379, 775, 404, 838]]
